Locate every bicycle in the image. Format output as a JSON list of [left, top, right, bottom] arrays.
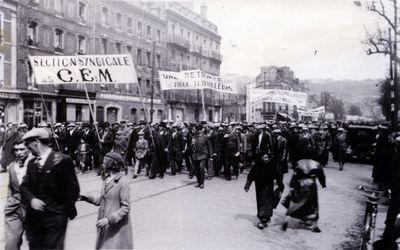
[[358, 185, 386, 250]]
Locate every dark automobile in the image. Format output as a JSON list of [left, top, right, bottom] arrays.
[[345, 125, 377, 163]]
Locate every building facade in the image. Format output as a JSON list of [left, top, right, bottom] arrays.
[[93, 0, 166, 124], [13, 0, 167, 127], [0, 0, 18, 125], [1, 0, 224, 126], [247, 66, 306, 122], [159, 2, 224, 122]]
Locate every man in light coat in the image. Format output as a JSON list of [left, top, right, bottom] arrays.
[[4, 139, 31, 250]]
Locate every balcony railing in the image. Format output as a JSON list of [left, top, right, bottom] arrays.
[[211, 51, 223, 61], [167, 35, 189, 49]]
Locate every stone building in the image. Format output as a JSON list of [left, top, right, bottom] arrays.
[[156, 2, 224, 122], [14, 0, 166, 127], [0, 0, 17, 125], [93, 0, 166, 124], [247, 66, 306, 122], [1, 0, 224, 126], [16, 0, 96, 127]]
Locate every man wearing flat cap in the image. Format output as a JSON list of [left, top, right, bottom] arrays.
[[20, 128, 80, 249]]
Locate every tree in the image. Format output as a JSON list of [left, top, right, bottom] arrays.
[[317, 91, 345, 120], [359, 0, 399, 125], [330, 97, 345, 120], [348, 104, 363, 116]]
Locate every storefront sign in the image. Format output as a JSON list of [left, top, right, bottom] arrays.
[[29, 54, 137, 85], [158, 70, 238, 94], [250, 88, 307, 107]]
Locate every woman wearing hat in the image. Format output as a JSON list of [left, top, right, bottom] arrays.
[[80, 152, 133, 249]]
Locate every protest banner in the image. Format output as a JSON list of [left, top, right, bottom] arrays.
[[297, 106, 326, 117], [250, 88, 307, 107], [29, 54, 137, 85], [158, 69, 238, 94]]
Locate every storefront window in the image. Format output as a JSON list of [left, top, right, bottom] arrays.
[[23, 100, 52, 128]]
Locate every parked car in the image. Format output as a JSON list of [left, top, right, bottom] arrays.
[[345, 125, 377, 163]]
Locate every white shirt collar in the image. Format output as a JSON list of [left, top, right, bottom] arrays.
[[38, 147, 52, 167]]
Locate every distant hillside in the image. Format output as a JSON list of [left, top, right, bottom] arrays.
[[306, 79, 381, 101], [305, 79, 384, 119]]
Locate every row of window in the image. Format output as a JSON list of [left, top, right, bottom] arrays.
[[27, 20, 87, 54], [101, 6, 163, 43], [170, 23, 219, 51]]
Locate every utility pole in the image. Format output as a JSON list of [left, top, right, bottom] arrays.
[[150, 40, 155, 123], [389, 0, 399, 128], [393, 0, 399, 127]]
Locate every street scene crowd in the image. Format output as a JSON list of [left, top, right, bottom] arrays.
[[1, 119, 400, 249]]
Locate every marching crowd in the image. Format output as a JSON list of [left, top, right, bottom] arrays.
[[1, 119, 400, 249]]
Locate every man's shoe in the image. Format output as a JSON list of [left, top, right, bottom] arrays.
[[256, 222, 267, 230], [159, 175, 164, 179], [312, 226, 321, 233], [0, 169, 7, 173], [281, 222, 288, 231], [194, 184, 200, 188], [132, 175, 137, 179], [200, 184, 204, 189]]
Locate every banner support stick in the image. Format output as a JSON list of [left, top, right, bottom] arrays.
[[201, 89, 206, 121], [39, 91, 60, 150], [83, 83, 102, 149]]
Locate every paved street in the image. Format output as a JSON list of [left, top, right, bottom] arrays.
[[0, 159, 382, 250]]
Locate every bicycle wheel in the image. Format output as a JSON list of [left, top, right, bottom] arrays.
[[360, 213, 372, 250]]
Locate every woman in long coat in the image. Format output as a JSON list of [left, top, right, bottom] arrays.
[[281, 159, 326, 233], [82, 152, 133, 249]]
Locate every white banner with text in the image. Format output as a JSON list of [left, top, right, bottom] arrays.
[[158, 70, 238, 94], [29, 54, 137, 85], [250, 88, 307, 107]]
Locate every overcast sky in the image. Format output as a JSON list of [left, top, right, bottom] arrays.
[[192, 0, 389, 80]]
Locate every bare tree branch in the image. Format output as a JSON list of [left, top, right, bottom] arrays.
[[366, 0, 396, 31]]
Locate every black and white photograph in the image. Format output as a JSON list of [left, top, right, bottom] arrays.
[[0, 0, 399, 249]]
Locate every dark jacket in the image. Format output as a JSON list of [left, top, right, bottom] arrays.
[[191, 133, 213, 161], [65, 129, 81, 155], [20, 151, 80, 220], [167, 130, 185, 153]]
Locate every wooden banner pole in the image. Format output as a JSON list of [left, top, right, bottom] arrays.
[[39, 91, 60, 150]]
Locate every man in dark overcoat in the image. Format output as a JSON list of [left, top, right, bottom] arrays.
[[20, 128, 80, 250], [167, 123, 184, 175], [1, 122, 18, 172], [191, 124, 213, 188], [223, 124, 240, 180], [244, 124, 273, 229]]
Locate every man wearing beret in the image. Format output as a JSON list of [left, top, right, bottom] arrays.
[[20, 128, 80, 249]]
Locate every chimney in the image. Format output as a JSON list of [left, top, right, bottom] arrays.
[[200, 3, 207, 19]]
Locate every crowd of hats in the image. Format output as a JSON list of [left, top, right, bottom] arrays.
[[2, 119, 398, 136]]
